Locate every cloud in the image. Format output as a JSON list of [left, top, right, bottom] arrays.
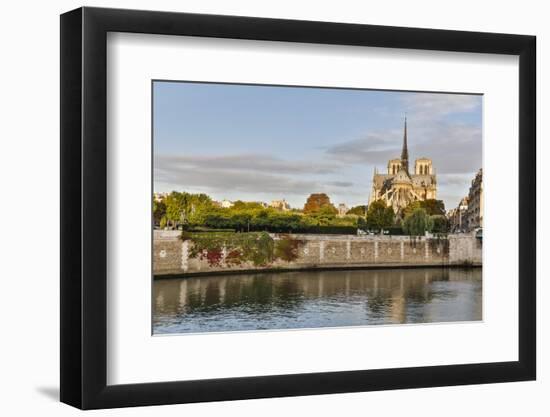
[[155, 154, 340, 175], [402, 93, 481, 120], [325, 139, 396, 165], [327, 181, 354, 187], [409, 123, 482, 173], [437, 173, 476, 187], [325, 121, 482, 174], [154, 153, 357, 205], [156, 164, 316, 194], [436, 173, 479, 208]]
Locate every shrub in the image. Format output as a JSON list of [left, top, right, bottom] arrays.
[[403, 208, 434, 236]]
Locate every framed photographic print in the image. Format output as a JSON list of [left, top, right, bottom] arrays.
[[60, 7, 536, 409]]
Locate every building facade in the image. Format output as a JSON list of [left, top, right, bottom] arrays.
[[368, 119, 437, 214], [464, 169, 483, 231], [448, 196, 469, 232], [447, 169, 483, 232], [270, 199, 291, 211], [153, 192, 168, 202], [337, 203, 349, 217], [220, 199, 234, 208]]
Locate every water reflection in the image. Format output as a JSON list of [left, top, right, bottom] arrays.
[[153, 268, 482, 334]]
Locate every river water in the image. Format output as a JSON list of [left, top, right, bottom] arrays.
[[153, 267, 482, 334]]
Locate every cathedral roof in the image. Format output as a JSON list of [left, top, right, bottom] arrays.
[[411, 175, 436, 187], [393, 168, 412, 185], [373, 172, 436, 190], [372, 174, 390, 188]]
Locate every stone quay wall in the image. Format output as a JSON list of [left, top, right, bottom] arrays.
[[153, 231, 482, 277], [448, 232, 483, 265]]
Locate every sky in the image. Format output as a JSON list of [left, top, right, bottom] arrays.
[[153, 81, 482, 211]]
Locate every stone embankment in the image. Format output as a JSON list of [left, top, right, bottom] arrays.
[[153, 230, 482, 277]]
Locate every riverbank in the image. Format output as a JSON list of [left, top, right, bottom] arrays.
[[154, 264, 481, 280], [153, 231, 482, 278]]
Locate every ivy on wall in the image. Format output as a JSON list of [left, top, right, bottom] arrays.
[[181, 231, 304, 267]]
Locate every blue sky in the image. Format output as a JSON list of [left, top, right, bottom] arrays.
[[153, 81, 482, 210]]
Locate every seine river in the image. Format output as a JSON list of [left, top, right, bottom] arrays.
[[153, 267, 482, 334]]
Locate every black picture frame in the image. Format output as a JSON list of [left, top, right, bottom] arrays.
[[60, 6, 536, 410]]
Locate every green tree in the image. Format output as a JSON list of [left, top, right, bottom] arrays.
[[402, 201, 422, 218], [164, 192, 187, 228], [156, 190, 364, 233], [347, 205, 367, 217], [186, 193, 214, 225], [159, 216, 167, 229], [420, 199, 446, 216], [162, 191, 214, 228], [430, 214, 449, 234], [366, 200, 394, 231], [402, 208, 434, 236], [403, 199, 445, 217], [153, 199, 166, 225], [231, 200, 265, 211], [307, 205, 338, 226]]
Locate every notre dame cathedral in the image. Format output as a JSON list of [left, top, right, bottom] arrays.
[[368, 118, 437, 214]]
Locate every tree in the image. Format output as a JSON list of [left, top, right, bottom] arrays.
[[268, 212, 302, 232], [164, 192, 188, 228], [421, 199, 446, 216], [231, 200, 265, 211], [347, 205, 367, 217], [303, 193, 337, 214], [366, 200, 394, 231], [430, 214, 449, 234], [308, 205, 338, 226], [155, 190, 363, 233], [402, 208, 434, 236], [159, 216, 167, 229], [163, 191, 214, 228], [403, 199, 445, 218], [186, 193, 214, 225], [153, 199, 166, 225]]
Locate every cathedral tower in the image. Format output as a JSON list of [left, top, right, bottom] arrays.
[[400, 117, 409, 174], [369, 117, 438, 213]]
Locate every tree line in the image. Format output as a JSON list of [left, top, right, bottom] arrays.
[[366, 199, 449, 235], [154, 192, 362, 234], [154, 191, 449, 236]]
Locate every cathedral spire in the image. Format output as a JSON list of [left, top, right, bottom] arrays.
[[401, 116, 409, 174]]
